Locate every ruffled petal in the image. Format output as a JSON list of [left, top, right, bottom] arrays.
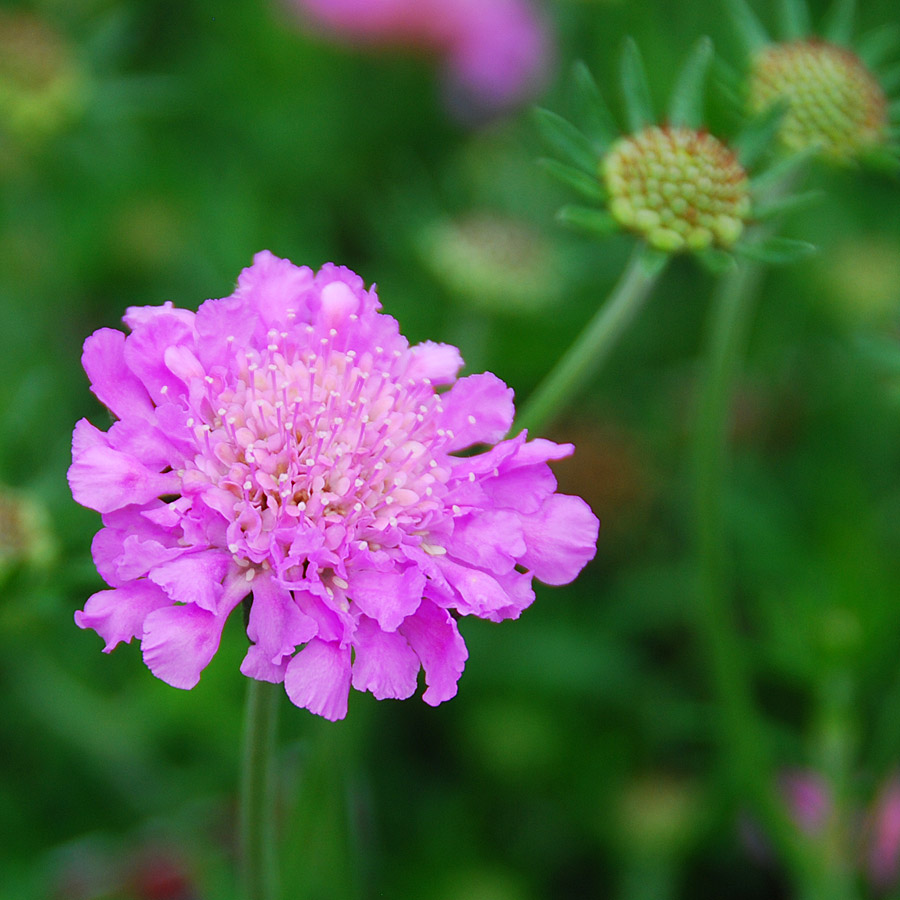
[[440, 372, 514, 451], [123, 308, 196, 403], [240, 643, 289, 683], [69, 444, 180, 514], [519, 493, 599, 585], [351, 615, 420, 700], [400, 599, 468, 706], [407, 341, 464, 385], [75, 581, 170, 651], [246, 575, 318, 665], [82, 328, 154, 420], [235, 250, 316, 330], [432, 555, 516, 617], [141, 604, 229, 690], [284, 639, 352, 720], [147, 550, 232, 612], [445, 509, 525, 574], [348, 566, 424, 632]]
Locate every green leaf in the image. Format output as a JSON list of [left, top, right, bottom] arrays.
[[822, 0, 856, 45], [696, 247, 737, 275], [736, 236, 817, 265], [570, 61, 619, 151], [667, 37, 713, 128], [778, 0, 811, 39], [533, 108, 599, 174], [753, 189, 823, 220], [734, 102, 788, 169], [538, 158, 606, 202], [620, 39, 655, 133], [556, 205, 620, 239], [723, 0, 771, 56], [637, 245, 670, 277], [749, 145, 816, 195], [857, 25, 900, 70]]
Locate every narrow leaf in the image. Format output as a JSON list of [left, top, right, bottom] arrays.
[[749, 145, 816, 195], [538, 158, 606, 201], [533, 108, 599, 174], [823, 0, 856, 45], [736, 237, 817, 265], [556, 205, 620, 239], [637, 246, 670, 278], [723, 0, 771, 56], [778, 0, 811, 39], [734, 102, 787, 169], [753, 189, 823, 220], [667, 37, 713, 128], [571, 61, 619, 151], [696, 248, 737, 275], [620, 39, 655, 133]]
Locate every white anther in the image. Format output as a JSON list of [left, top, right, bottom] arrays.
[[333, 576, 349, 589], [422, 543, 447, 556]]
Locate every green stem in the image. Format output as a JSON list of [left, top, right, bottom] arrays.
[[239, 678, 281, 900], [513, 246, 664, 436], [691, 259, 857, 899]]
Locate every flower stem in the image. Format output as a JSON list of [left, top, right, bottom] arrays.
[[691, 258, 856, 898], [239, 678, 281, 900], [513, 246, 665, 436]]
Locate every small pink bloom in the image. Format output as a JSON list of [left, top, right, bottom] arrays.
[[867, 774, 900, 892], [70, 252, 598, 719], [286, 0, 553, 117]]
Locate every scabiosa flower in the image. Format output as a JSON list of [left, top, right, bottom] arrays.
[[727, 0, 900, 168], [69, 252, 598, 720], [537, 38, 817, 270], [284, 0, 552, 119]]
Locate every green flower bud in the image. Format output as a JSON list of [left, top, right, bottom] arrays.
[[748, 39, 888, 162], [601, 126, 751, 252]]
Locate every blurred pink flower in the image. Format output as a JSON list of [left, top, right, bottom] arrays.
[[867, 774, 900, 893], [69, 251, 598, 720], [286, 0, 553, 117]]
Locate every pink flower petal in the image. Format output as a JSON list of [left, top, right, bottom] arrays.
[[407, 341, 464, 384], [245, 575, 318, 665], [141, 604, 229, 690], [82, 328, 154, 421], [400, 599, 468, 706], [441, 372, 514, 450], [519, 493, 599, 585], [351, 615, 420, 700], [123, 308, 196, 404], [284, 639, 352, 720], [69, 445, 180, 514], [75, 581, 171, 651], [148, 550, 232, 612], [445, 509, 525, 574], [348, 566, 424, 632]]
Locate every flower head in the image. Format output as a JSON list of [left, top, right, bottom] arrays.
[[69, 252, 598, 720], [728, 0, 899, 168], [603, 125, 751, 253], [748, 39, 888, 161], [537, 39, 817, 269], [285, 0, 552, 119]]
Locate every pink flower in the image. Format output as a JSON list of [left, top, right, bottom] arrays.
[[70, 251, 598, 720], [286, 0, 552, 117]]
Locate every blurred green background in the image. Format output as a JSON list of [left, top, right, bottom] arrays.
[[2, 0, 900, 897]]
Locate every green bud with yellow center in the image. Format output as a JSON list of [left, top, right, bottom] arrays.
[[748, 39, 888, 162], [601, 126, 751, 253]]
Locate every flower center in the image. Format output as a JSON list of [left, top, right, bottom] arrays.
[[748, 39, 888, 161], [602, 125, 751, 253], [181, 322, 452, 572]]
